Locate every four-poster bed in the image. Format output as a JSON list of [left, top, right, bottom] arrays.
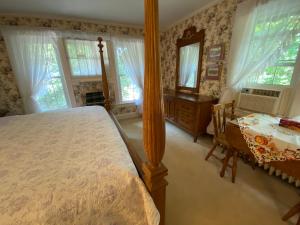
[[98, 0, 168, 224], [0, 0, 167, 224]]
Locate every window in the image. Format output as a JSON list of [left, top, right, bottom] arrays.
[[65, 39, 108, 77], [1, 28, 70, 113], [36, 43, 69, 111], [114, 40, 143, 103], [251, 16, 300, 86], [115, 47, 140, 102]]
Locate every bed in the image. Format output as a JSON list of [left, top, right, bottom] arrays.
[[0, 0, 168, 224], [0, 106, 159, 225]]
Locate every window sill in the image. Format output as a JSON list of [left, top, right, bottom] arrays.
[[71, 76, 102, 83], [114, 101, 137, 107]]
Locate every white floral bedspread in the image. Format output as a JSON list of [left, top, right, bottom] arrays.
[[0, 106, 159, 225]]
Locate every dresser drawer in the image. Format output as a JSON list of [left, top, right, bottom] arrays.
[[176, 101, 196, 131]]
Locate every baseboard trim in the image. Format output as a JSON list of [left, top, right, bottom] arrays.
[[115, 112, 140, 120]]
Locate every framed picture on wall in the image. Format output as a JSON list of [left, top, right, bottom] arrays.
[[205, 64, 222, 80], [207, 44, 224, 61]]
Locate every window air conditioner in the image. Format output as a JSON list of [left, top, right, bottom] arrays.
[[237, 87, 291, 116]]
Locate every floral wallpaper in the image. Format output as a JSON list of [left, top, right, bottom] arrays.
[[160, 0, 238, 98], [0, 35, 24, 115], [0, 15, 143, 115]]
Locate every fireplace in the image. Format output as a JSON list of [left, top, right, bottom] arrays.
[[85, 92, 105, 107]]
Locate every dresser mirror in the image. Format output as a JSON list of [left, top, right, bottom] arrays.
[[176, 26, 205, 94]]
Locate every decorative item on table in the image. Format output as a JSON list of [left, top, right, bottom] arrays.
[[279, 118, 300, 132], [207, 44, 225, 61], [205, 63, 222, 80]]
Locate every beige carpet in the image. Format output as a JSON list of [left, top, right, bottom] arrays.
[[119, 117, 299, 225]]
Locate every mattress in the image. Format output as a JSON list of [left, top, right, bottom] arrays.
[[0, 106, 159, 225]]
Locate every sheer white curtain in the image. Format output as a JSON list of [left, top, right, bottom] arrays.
[[179, 43, 199, 87], [112, 37, 144, 110], [220, 0, 300, 103], [288, 48, 300, 117], [2, 27, 70, 113]]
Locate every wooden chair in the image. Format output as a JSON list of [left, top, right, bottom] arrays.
[[205, 101, 237, 182], [282, 202, 300, 225], [205, 101, 235, 161]]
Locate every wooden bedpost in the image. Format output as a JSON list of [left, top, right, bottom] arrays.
[[98, 37, 111, 111], [143, 0, 168, 224]]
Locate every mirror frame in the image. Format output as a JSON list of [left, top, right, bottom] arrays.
[[175, 26, 205, 94]]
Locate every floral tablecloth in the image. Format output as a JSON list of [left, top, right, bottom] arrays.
[[237, 113, 300, 163]]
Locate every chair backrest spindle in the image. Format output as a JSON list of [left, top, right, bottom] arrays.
[[212, 101, 235, 139]]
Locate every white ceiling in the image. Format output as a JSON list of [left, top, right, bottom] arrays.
[[0, 0, 214, 28]]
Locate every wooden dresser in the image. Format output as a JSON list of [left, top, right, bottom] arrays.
[[164, 89, 217, 142]]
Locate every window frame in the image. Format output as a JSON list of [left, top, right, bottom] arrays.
[[252, 52, 300, 87], [63, 38, 108, 80], [58, 37, 116, 108], [119, 77, 140, 104], [251, 48, 300, 89], [114, 45, 141, 104], [250, 15, 300, 88], [35, 41, 71, 112]]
